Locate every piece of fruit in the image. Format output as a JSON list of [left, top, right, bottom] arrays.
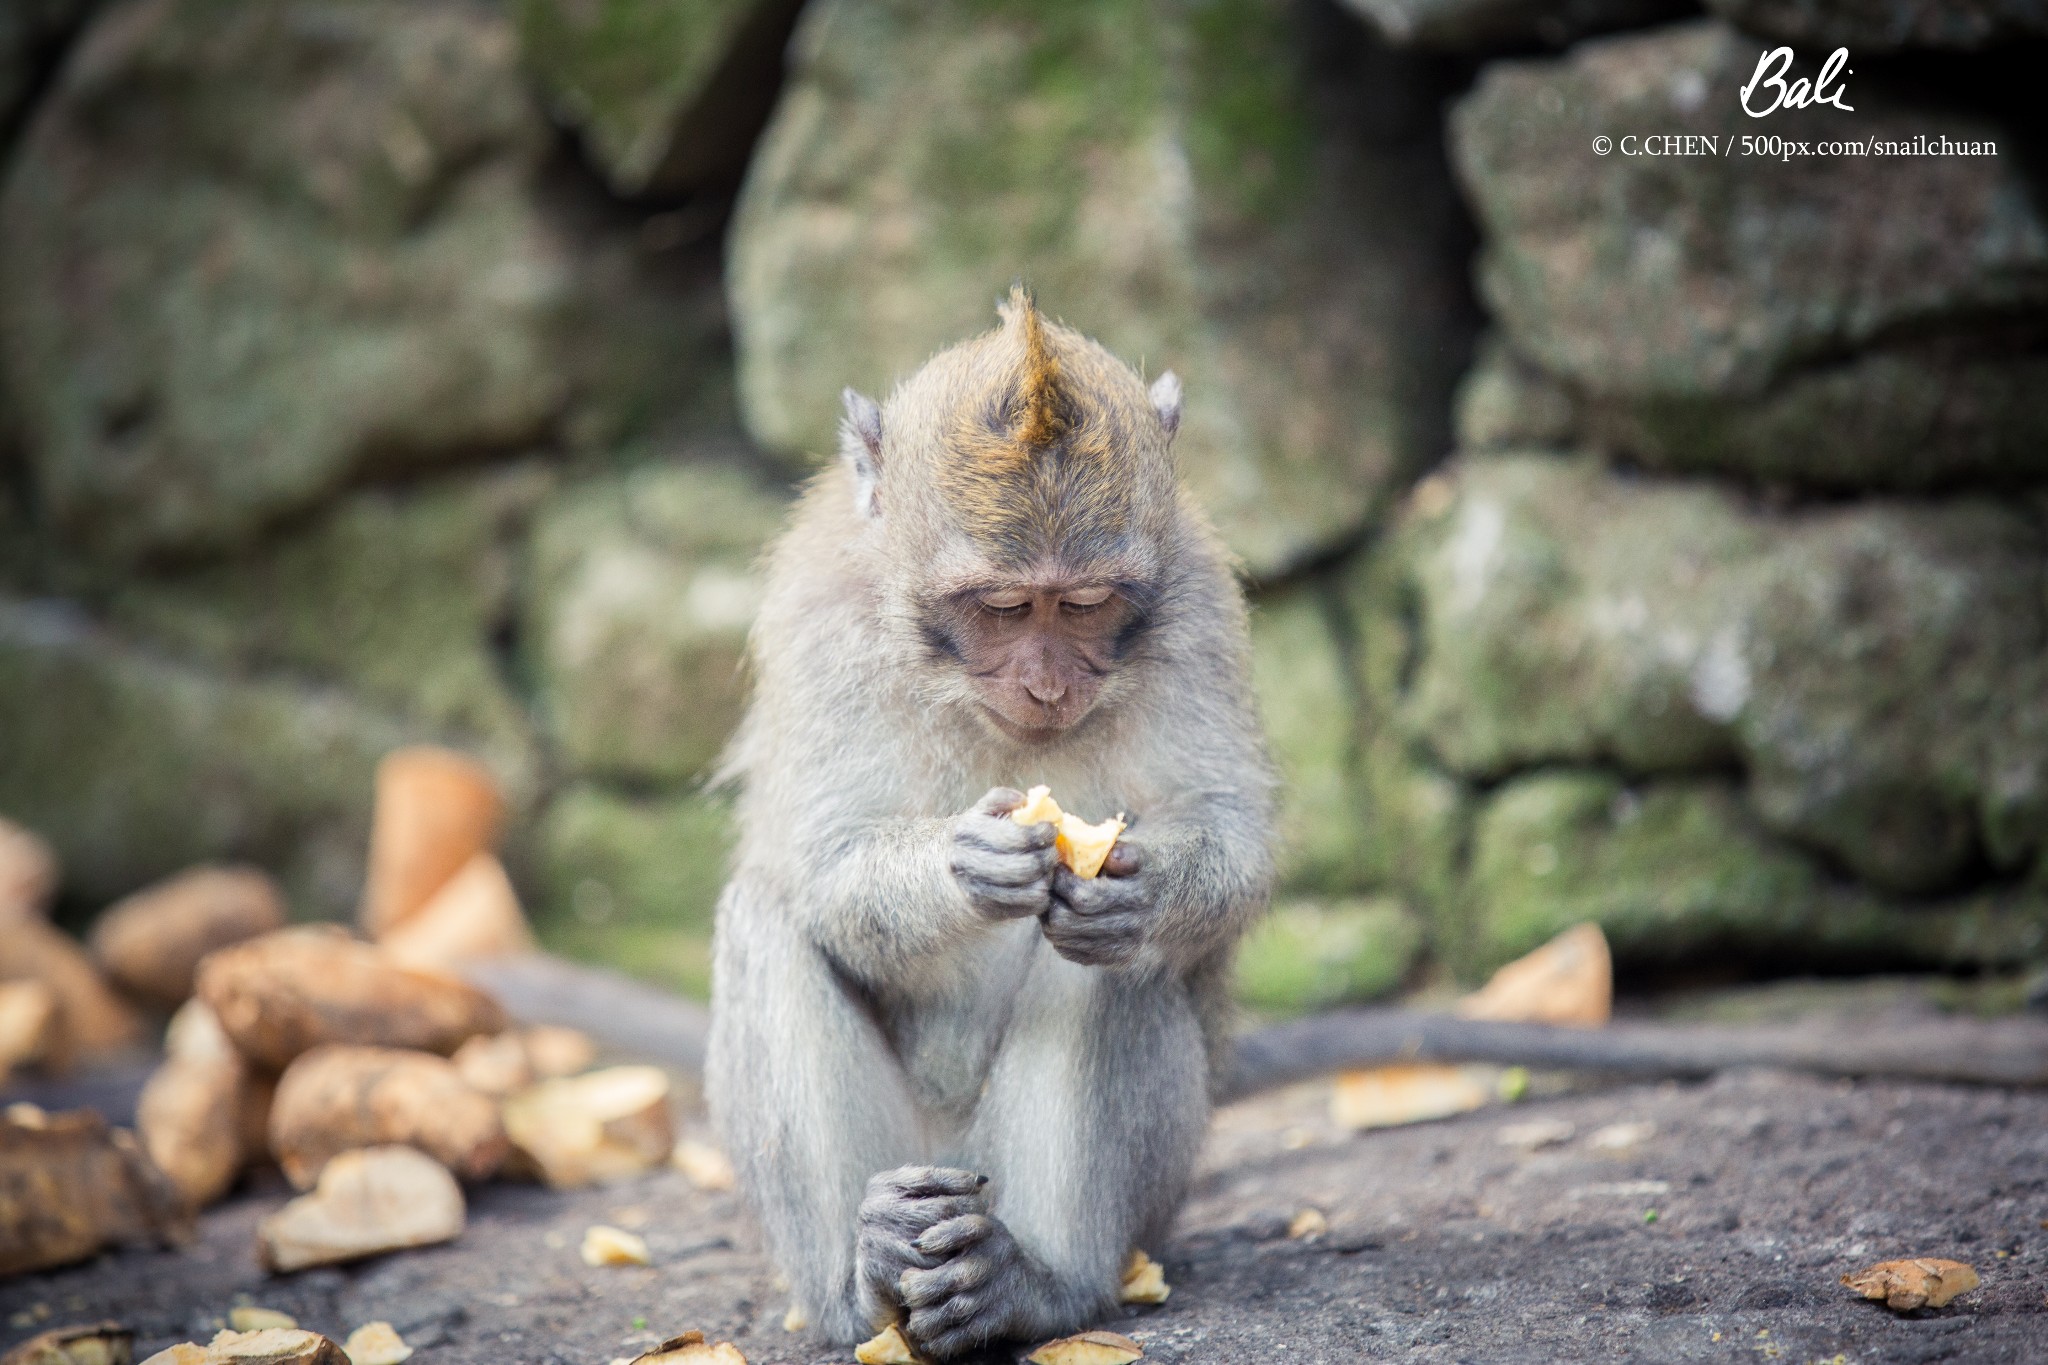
[[0, 1105, 187, 1275], [1009, 786, 1127, 879], [580, 1223, 652, 1266], [268, 1044, 507, 1188], [89, 866, 285, 1009], [256, 1146, 465, 1272], [140, 1329, 349, 1365], [1455, 922, 1611, 1028], [671, 1138, 736, 1192], [0, 1321, 132, 1365], [358, 748, 505, 940], [502, 1065, 674, 1188], [227, 1311, 296, 1333], [0, 918, 143, 1062], [852, 1325, 921, 1365], [1024, 1331, 1144, 1364], [1288, 1208, 1327, 1239], [450, 1025, 596, 1097], [377, 854, 534, 972], [195, 926, 506, 1072], [1842, 1258, 1980, 1311], [626, 1332, 747, 1364], [1118, 1249, 1170, 1304], [138, 1024, 251, 1210], [1329, 1063, 1491, 1131], [339, 1324, 410, 1365]]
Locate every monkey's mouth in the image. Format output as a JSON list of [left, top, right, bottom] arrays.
[[977, 702, 1085, 745]]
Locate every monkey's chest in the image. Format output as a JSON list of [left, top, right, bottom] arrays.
[[878, 919, 1041, 1121]]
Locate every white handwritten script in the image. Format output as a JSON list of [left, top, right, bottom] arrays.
[[1740, 46, 1854, 117]]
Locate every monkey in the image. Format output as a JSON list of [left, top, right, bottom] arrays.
[[706, 286, 1275, 1359]]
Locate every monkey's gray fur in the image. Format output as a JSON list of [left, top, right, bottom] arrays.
[[707, 293, 1274, 1358]]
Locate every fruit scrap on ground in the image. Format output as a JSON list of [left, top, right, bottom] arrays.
[[256, 1145, 465, 1272], [580, 1223, 651, 1266], [340, 1324, 411, 1365], [1842, 1258, 1980, 1311], [1119, 1250, 1170, 1304], [1024, 1331, 1145, 1364], [852, 1325, 921, 1365], [138, 1328, 350, 1364], [0, 1321, 132, 1365], [626, 1332, 747, 1364], [501, 1064, 674, 1188], [1010, 786, 1126, 878]]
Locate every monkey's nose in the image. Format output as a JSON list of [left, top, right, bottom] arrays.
[[1024, 673, 1066, 705]]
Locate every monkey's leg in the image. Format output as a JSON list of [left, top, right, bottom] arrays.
[[706, 885, 927, 1342], [892, 953, 1212, 1356]]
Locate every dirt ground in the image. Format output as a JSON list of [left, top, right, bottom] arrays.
[[4, 1061, 2043, 1365]]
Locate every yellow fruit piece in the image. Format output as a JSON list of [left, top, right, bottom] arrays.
[[1119, 1249, 1170, 1304], [854, 1324, 922, 1364], [627, 1331, 748, 1364], [229, 1309, 298, 1332], [1329, 1063, 1491, 1131], [1455, 922, 1611, 1027], [1011, 787, 1126, 879], [1842, 1258, 1979, 1311], [343, 1322, 413, 1365], [1025, 1330, 1145, 1364], [1288, 1208, 1327, 1239], [580, 1224, 651, 1266]]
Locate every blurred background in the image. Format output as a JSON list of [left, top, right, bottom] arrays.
[[2, 0, 2044, 1015]]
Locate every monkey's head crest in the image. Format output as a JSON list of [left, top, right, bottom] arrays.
[[838, 285, 1184, 565]]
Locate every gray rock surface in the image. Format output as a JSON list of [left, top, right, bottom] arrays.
[[1450, 21, 2048, 489], [1370, 453, 2048, 898], [514, 0, 805, 196], [728, 0, 1472, 577], [0, 595, 418, 915], [1340, 0, 1690, 49], [525, 460, 789, 785], [0, 0, 572, 564], [1705, 0, 2048, 49]]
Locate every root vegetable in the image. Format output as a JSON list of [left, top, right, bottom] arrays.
[[195, 927, 506, 1071], [89, 867, 285, 1010], [1842, 1258, 1980, 1311], [852, 1326, 920, 1365], [1455, 923, 1611, 1028], [138, 1329, 349, 1365], [0, 1106, 187, 1275], [1010, 787, 1125, 879], [377, 854, 533, 972], [0, 918, 142, 1062], [1024, 1332, 1144, 1365], [1118, 1250, 1170, 1304], [580, 1224, 651, 1266], [140, 1031, 249, 1211], [268, 1045, 506, 1188], [339, 1324, 410, 1365], [0, 1322, 133, 1365], [501, 1065, 674, 1188], [257, 1145, 465, 1272], [0, 979, 57, 1081], [450, 1025, 596, 1097], [358, 748, 504, 940], [0, 818, 56, 921], [627, 1333, 746, 1364]]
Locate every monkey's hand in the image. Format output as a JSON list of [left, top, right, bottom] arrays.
[[1041, 842, 1152, 969], [948, 787, 1058, 922], [856, 1166, 988, 1330]]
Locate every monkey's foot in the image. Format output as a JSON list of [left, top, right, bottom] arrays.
[[898, 1208, 1041, 1359], [855, 1166, 989, 1329]]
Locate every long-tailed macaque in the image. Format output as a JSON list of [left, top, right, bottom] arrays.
[[707, 287, 1275, 1358]]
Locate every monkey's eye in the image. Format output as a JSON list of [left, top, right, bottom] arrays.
[[978, 590, 1031, 618], [1060, 586, 1114, 615]]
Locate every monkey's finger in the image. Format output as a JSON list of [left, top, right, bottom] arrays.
[[959, 814, 1057, 854], [908, 1292, 990, 1351], [971, 787, 1028, 817], [1051, 867, 1146, 915], [900, 1246, 997, 1306], [1102, 842, 1143, 877], [869, 1165, 988, 1198], [911, 1214, 996, 1260], [967, 887, 1051, 921], [861, 1193, 985, 1237], [951, 843, 1055, 886]]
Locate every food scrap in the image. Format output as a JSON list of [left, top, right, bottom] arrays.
[[1842, 1258, 1980, 1311], [1010, 787, 1126, 878]]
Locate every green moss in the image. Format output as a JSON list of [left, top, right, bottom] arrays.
[[1182, 0, 1312, 224], [533, 784, 735, 999], [1234, 896, 1424, 1014], [1249, 582, 1371, 894]]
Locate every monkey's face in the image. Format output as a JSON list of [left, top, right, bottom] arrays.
[[926, 571, 1150, 743]]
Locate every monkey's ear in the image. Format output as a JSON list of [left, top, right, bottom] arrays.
[[1149, 371, 1182, 441], [839, 387, 884, 519]]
